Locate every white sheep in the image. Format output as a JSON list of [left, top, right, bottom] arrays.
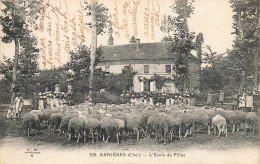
[[212, 114, 227, 137]]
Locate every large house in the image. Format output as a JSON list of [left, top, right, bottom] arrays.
[[97, 39, 201, 93]]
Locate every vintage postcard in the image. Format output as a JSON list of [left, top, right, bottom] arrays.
[[0, 0, 259, 164]]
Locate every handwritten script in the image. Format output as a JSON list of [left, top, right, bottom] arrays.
[[38, 0, 92, 68]]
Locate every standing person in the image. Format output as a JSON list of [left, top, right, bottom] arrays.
[[186, 93, 191, 106], [239, 93, 246, 111], [253, 90, 259, 111], [246, 92, 253, 112], [207, 92, 212, 106], [190, 92, 195, 106], [178, 94, 183, 105], [174, 94, 178, 105], [232, 91, 238, 110], [219, 91, 224, 105], [183, 94, 187, 105], [38, 93, 44, 110], [13, 92, 24, 119]]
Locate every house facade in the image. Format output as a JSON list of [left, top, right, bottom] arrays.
[[97, 40, 201, 93]]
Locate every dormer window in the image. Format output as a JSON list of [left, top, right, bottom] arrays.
[[112, 54, 117, 58]]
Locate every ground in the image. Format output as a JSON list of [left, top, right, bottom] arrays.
[[0, 104, 259, 164]]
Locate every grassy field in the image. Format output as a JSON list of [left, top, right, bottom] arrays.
[[0, 104, 259, 152]]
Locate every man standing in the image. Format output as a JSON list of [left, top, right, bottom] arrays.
[[13, 92, 23, 119]]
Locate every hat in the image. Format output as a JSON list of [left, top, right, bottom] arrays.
[[61, 92, 65, 95], [39, 92, 42, 96]]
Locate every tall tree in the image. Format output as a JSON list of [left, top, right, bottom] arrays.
[[169, 0, 195, 92], [195, 33, 204, 61], [84, 0, 109, 102], [229, 0, 259, 93], [0, 0, 43, 102]]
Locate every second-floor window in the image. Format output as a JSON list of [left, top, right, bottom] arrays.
[[105, 66, 110, 73], [144, 65, 150, 73], [166, 65, 171, 73]]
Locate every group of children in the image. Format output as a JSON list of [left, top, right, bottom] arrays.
[[7, 92, 24, 120], [36, 91, 70, 110], [129, 92, 196, 106], [236, 91, 257, 112]]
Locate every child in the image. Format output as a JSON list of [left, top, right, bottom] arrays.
[[7, 106, 15, 120]]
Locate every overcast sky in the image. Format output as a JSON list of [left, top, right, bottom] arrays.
[[0, 0, 235, 69]]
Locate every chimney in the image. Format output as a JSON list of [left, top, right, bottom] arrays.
[[135, 38, 140, 51]]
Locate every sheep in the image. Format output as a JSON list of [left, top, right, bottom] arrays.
[[166, 116, 182, 141], [218, 110, 237, 133], [22, 113, 41, 137], [84, 118, 100, 143], [193, 113, 211, 135], [147, 113, 169, 144], [100, 117, 118, 143], [68, 117, 86, 143], [177, 112, 196, 138], [112, 113, 127, 127], [246, 112, 258, 133], [49, 113, 63, 134], [212, 114, 227, 137], [233, 110, 246, 132], [126, 114, 142, 142], [60, 113, 78, 135], [42, 109, 60, 127], [30, 110, 46, 124], [114, 118, 125, 144]]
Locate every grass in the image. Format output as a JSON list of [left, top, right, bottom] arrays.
[[0, 104, 259, 151]]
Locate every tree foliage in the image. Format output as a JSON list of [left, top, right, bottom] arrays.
[[84, 1, 109, 36], [229, 0, 259, 90]]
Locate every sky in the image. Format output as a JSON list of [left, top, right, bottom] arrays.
[[0, 0, 235, 69]]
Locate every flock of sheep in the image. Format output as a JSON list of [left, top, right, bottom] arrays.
[[22, 103, 259, 145]]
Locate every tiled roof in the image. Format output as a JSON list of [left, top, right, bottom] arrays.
[[100, 41, 199, 61]]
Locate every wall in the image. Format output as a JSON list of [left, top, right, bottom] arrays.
[[96, 58, 201, 93]]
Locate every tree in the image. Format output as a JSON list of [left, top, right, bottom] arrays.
[[84, 0, 109, 102], [168, 0, 195, 92], [160, 15, 175, 39], [195, 33, 204, 61], [229, 0, 259, 92], [66, 44, 102, 102], [0, 0, 43, 102]]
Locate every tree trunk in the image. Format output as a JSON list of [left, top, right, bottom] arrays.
[[254, 1, 260, 91], [10, 38, 20, 103], [88, 0, 97, 102], [239, 70, 245, 94]]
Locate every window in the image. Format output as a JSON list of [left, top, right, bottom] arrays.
[[166, 65, 171, 73], [144, 65, 150, 73], [105, 66, 110, 73], [122, 66, 129, 74]]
